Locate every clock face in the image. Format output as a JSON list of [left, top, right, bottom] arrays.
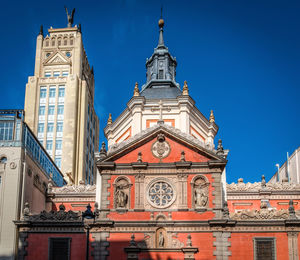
[[66, 52, 71, 58], [46, 53, 51, 57]]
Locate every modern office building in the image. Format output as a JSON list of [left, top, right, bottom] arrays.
[[269, 147, 300, 184], [24, 16, 99, 184], [0, 109, 65, 259]]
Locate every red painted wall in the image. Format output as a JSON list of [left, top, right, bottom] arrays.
[[27, 233, 86, 260], [229, 233, 289, 260], [115, 136, 211, 164]]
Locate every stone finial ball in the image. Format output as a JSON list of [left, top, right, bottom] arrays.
[[158, 18, 164, 28]]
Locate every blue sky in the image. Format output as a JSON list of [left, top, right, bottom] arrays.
[[0, 0, 299, 183]]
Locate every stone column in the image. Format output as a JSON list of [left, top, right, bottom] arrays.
[[288, 232, 299, 260], [134, 173, 145, 210], [91, 232, 110, 260], [177, 173, 188, 210], [213, 232, 231, 260]]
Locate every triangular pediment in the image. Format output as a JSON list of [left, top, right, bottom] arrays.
[[43, 51, 71, 65], [103, 123, 226, 164]]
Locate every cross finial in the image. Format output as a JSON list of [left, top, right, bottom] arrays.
[[151, 100, 171, 122], [161, 5, 163, 19]]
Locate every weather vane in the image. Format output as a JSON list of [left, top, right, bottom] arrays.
[[64, 6, 75, 28]]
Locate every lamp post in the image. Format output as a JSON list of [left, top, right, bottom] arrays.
[[276, 164, 280, 182], [82, 204, 95, 260]]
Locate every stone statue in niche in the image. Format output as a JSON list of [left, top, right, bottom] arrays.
[[194, 177, 208, 208], [114, 178, 130, 208], [158, 232, 164, 247]]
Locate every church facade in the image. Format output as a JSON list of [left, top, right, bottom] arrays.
[[13, 15, 300, 260]]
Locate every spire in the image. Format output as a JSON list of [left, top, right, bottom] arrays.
[[209, 110, 215, 123], [39, 25, 43, 36], [158, 6, 165, 47], [133, 82, 140, 97], [140, 12, 180, 99], [158, 19, 165, 47], [182, 81, 189, 95]]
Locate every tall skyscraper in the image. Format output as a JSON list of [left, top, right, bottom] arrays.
[[24, 11, 99, 184]]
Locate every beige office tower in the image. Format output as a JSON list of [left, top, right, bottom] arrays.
[[24, 22, 99, 185]]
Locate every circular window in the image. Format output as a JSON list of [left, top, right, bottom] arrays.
[[147, 180, 176, 208], [46, 53, 51, 57], [0, 157, 7, 163], [66, 52, 71, 57]]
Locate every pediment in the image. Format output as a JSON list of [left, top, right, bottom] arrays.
[[43, 51, 71, 65], [103, 123, 226, 164]]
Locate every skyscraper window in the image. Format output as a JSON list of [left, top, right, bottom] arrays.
[[49, 88, 56, 98], [39, 106, 45, 115], [47, 123, 54, 132]]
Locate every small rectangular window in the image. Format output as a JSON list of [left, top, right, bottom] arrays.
[[38, 139, 43, 146], [158, 70, 164, 79], [58, 87, 65, 97], [0, 122, 14, 141], [62, 71, 69, 77], [57, 105, 64, 115], [39, 106, 45, 115], [55, 157, 61, 168], [45, 71, 51, 77], [38, 123, 44, 133], [49, 88, 56, 98], [49, 237, 71, 260], [57, 122, 63, 132], [46, 140, 53, 150], [48, 106, 55, 115], [47, 123, 54, 132], [56, 140, 62, 150], [40, 88, 47, 98], [254, 238, 276, 260], [53, 71, 60, 77]]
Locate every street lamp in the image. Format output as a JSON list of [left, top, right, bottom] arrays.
[[82, 204, 95, 260], [275, 164, 280, 182]]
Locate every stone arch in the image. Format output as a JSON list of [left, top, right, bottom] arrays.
[[155, 213, 167, 222], [44, 37, 50, 47], [69, 36, 74, 45], [51, 37, 56, 47], [57, 37, 62, 46], [63, 37, 68, 46], [191, 175, 209, 209], [113, 176, 132, 209]]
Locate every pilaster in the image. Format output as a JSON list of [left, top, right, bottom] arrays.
[[213, 231, 231, 260], [288, 231, 299, 260]]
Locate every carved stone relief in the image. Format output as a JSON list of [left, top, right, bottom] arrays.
[[156, 228, 166, 248], [192, 175, 209, 209], [151, 133, 171, 161], [113, 176, 131, 209]]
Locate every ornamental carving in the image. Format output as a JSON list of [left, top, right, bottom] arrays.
[[227, 179, 300, 192], [114, 177, 131, 209], [151, 133, 170, 161], [230, 208, 289, 220], [147, 179, 176, 209], [192, 175, 209, 209], [29, 204, 80, 222], [52, 182, 96, 194]]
